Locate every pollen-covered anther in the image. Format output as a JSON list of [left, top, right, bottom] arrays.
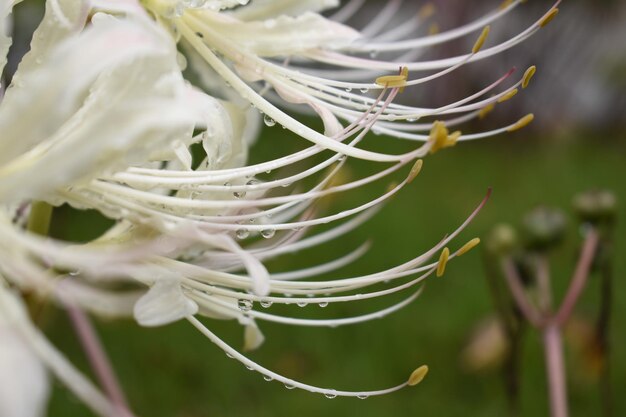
[[499, 0, 513, 10], [522, 66, 536, 89], [408, 365, 429, 386], [539, 8, 559, 28], [436, 247, 450, 277], [407, 159, 424, 184], [386, 181, 399, 193], [472, 26, 490, 54], [418, 3, 436, 19], [507, 113, 535, 132], [456, 238, 481, 256], [375, 67, 409, 92], [428, 121, 460, 154], [478, 103, 495, 119], [497, 88, 518, 103]]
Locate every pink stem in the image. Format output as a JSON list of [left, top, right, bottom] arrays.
[[64, 301, 134, 417], [501, 257, 544, 328], [543, 324, 569, 417], [555, 229, 599, 326]]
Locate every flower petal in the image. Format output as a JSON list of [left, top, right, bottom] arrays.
[[134, 279, 198, 327]]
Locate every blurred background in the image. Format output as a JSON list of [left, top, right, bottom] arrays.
[[8, 0, 625, 416]]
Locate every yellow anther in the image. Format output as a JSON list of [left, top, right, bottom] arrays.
[[428, 22, 440, 36], [507, 113, 534, 132], [418, 3, 436, 19], [447, 130, 461, 147], [539, 8, 559, 28], [408, 365, 429, 386], [428, 121, 460, 154], [428, 121, 448, 154], [497, 88, 518, 103], [375, 67, 409, 91], [386, 181, 399, 193], [472, 26, 490, 54], [456, 238, 481, 256], [436, 247, 450, 277], [522, 66, 536, 89], [499, 0, 513, 10], [407, 159, 423, 184], [478, 103, 495, 119]]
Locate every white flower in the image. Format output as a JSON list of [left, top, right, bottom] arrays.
[[0, 0, 561, 412]]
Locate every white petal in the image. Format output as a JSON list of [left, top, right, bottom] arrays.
[[0, 326, 50, 417], [134, 279, 198, 327], [210, 12, 359, 57], [231, 0, 340, 21], [243, 321, 265, 351], [0, 0, 13, 78], [0, 288, 49, 417], [0, 14, 202, 202]]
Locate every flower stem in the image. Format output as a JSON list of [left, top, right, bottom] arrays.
[[543, 323, 569, 417], [26, 201, 53, 236]]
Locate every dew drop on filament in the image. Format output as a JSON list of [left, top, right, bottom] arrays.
[[264, 115, 276, 127]]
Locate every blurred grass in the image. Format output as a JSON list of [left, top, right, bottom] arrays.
[[44, 129, 625, 417]]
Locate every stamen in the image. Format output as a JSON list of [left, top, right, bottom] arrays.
[[497, 88, 518, 103], [522, 65, 536, 89], [375, 67, 409, 91], [472, 26, 490, 54], [408, 365, 429, 386], [539, 8, 559, 28], [436, 247, 450, 277], [478, 103, 495, 119], [418, 3, 436, 20], [187, 316, 417, 398], [428, 121, 459, 154], [499, 0, 513, 10], [507, 113, 534, 132], [456, 238, 481, 256], [407, 159, 424, 184]]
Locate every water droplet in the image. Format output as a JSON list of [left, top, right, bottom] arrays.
[[260, 300, 273, 308], [284, 383, 296, 390], [297, 301, 307, 307], [238, 299, 253, 311], [357, 394, 369, 400], [236, 229, 249, 240], [260, 229, 276, 239], [263, 375, 273, 381], [318, 302, 329, 308], [324, 390, 338, 399], [233, 191, 246, 198], [264, 115, 276, 127], [245, 365, 254, 371], [360, 88, 369, 93], [68, 270, 81, 276], [226, 352, 234, 358]]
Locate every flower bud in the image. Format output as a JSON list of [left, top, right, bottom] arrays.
[[522, 206, 567, 251], [572, 189, 617, 225]]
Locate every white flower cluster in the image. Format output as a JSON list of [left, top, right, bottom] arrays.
[[0, 0, 559, 415]]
